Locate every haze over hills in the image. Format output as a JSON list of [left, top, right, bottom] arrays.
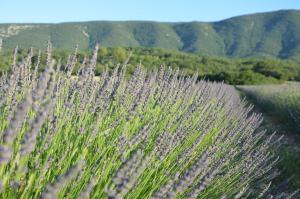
[[1, 9, 300, 61]]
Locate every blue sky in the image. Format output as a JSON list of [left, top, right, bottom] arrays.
[[1, 0, 300, 23]]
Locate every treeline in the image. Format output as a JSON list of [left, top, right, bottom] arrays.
[[1, 46, 300, 85]]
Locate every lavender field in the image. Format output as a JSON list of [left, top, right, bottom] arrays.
[[1, 0, 300, 198], [0, 42, 295, 198]]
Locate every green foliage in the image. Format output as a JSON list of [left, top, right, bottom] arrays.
[[0, 51, 12, 74], [275, 147, 300, 193], [112, 47, 127, 62], [98, 47, 108, 58], [253, 60, 300, 81], [205, 70, 280, 85], [1, 46, 300, 85]]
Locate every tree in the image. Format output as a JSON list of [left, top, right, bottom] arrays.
[[0, 38, 2, 52], [99, 47, 108, 58], [112, 47, 126, 62]]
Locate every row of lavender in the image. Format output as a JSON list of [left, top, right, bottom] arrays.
[[238, 83, 300, 132], [0, 43, 285, 198]]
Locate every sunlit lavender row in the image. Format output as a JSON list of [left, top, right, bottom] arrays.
[[0, 43, 280, 198]]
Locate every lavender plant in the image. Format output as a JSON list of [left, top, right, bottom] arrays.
[[0, 43, 282, 198]]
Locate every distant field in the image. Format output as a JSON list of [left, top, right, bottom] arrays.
[[238, 82, 300, 132]]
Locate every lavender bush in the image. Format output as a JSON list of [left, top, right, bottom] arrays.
[[0, 43, 281, 198]]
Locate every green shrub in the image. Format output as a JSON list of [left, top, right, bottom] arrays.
[[2, 46, 300, 85]]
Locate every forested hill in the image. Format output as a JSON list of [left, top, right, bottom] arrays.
[[1, 9, 300, 61]]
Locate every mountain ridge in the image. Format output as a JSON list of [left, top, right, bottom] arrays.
[[1, 9, 300, 61]]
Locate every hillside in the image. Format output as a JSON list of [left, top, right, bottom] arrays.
[[1, 10, 300, 61]]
